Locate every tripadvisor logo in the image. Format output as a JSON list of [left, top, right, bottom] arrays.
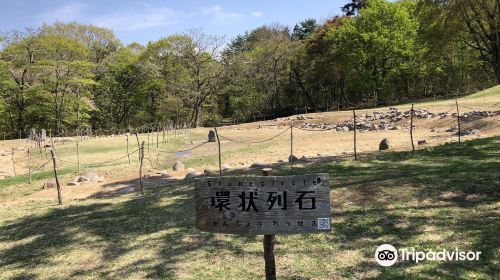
[[375, 244, 481, 267]]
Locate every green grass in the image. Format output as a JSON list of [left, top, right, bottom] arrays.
[[465, 85, 500, 99], [0, 136, 498, 279]]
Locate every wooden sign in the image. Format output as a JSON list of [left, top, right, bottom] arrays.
[[195, 173, 331, 235]]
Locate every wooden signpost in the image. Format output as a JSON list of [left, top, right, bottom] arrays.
[[195, 173, 331, 235], [195, 173, 330, 279]]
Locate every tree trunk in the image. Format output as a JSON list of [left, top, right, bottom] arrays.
[[193, 105, 201, 128], [495, 63, 500, 84]]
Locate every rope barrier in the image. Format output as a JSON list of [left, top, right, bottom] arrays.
[[292, 125, 333, 132], [59, 149, 140, 166], [217, 127, 290, 144], [12, 159, 52, 177], [486, 101, 500, 108], [154, 141, 210, 156]]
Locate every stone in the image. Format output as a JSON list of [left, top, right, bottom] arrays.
[[204, 168, 216, 174], [173, 161, 185, 171], [43, 181, 56, 189], [207, 130, 216, 142], [29, 128, 36, 141], [76, 172, 101, 182], [221, 163, 231, 171], [161, 171, 170, 177], [455, 129, 479, 136], [446, 126, 458, 132], [185, 171, 202, 180], [418, 140, 427, 145], [288, 154, 299, 163], [379, 138, 390, 150], [67, 181, 79, 186], [250, 163, 272, 169], [41, 129, 47, 141]]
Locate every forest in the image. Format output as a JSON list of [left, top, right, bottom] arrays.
[[0, 0, 499, 136]]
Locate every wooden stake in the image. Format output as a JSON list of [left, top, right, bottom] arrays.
[[455, 97, 461, 143], [126, 134, 131, 165], [262, 168, 276, 280], [76, 141, 80, 173], [353, 110, 357, 160], [11, 149, 16, 176], [147, 131, 150, 155], [139, 141, 145, 195], [50, 148, 63, 205], [214, 127, 222, 176], [410, 104, 415, 152], [290, 121, 294, 169], [156, 128, 159, 148], [135, 132, 140, 161]]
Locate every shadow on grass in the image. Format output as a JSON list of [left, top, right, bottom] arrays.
[[0, 137, 498, 279]]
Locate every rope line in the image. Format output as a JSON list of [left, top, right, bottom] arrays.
[[217, 127, 290, 144], [292, 125, 333, 132], [12, 159, 52, 177], [154, 141, 210, 155], [59, 149, 139, 166]]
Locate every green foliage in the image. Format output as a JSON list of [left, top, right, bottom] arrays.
[[0, 1, 497, 135]]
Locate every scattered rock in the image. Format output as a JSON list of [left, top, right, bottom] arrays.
[[250, 163, 272, 169], [173, 160, 185, 171], [67, 181, 79, 186], [455, 129, 479, 136], [418, 140, 427, 145], [75, 172, 101, 183], [185, 171, 202, 180], [453, 110, 493, 119], [207, 130, 216, 142], [43, 181, 56, 189], [446, 126, 458, 132], [288, 155, 299, 163], [379, 138, 390, 150], [221, 163, 231, 171]]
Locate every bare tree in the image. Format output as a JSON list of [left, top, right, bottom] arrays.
[[459, 0, 500, 83], [184, 29, 226, 127]]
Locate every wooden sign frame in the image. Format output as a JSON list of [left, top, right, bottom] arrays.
[[195, 173, 331, 235]]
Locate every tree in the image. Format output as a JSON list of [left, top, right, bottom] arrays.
[[328, 0, 423, 105], [457, 0, 500, 83], [37, 35, 95, 132], [292, 19, 318, 41], [42, 21, 121, 63], [0, 29, 43, 133], [342, 0, 366, 16], [183, 30, 226, 127]]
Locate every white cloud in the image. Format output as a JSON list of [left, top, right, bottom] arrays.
[[202, 5, 242, 23], [91, 7, 179, 31], [251, 11, 263, 18], [39, 2, 86, 23]]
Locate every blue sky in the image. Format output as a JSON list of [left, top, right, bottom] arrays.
[[0, 0, 348, 45]]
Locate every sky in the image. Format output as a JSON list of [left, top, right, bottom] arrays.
[[0, 0, 348, 45]]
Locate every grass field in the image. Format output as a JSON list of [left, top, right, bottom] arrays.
[[0, 135, 498, 279], [0, 86, 499, 279]]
